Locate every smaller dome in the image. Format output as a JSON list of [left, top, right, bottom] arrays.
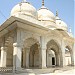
[[61, 21, 67, 28], [37, 6, 55, 23], [11, 1, 37, 19], [56, 16, 68, 31]]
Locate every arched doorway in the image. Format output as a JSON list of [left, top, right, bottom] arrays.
[[46, 40, 61, 67], [47, 50, 56, 67], [65, 46, 72, 66], [22, 38, 40, 68], [29, 43, 39, 68]]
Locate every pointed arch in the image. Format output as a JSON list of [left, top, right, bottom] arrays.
[[22, 37, 41, 68], [23, 37, 40, 48], [46, 39, 62, 67]]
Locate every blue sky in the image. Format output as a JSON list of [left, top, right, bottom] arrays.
[[0, 0, 74, 36]]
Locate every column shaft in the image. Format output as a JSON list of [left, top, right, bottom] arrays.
[[56, 54, 59, 66], [42, 49, 46, 68], [39, 36, 46, 68], [60, 40, 65, 67], [13, 43, 22, 71], [72, 43, 75, 66], [1, 47, 7, 67], [26, 48, 30, 68]]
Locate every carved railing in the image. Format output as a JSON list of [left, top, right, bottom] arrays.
[[0, 67, 13, 73]]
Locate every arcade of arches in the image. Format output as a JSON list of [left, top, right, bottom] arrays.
[[21, 38, 40, 68], [0, 37, 74, 70]]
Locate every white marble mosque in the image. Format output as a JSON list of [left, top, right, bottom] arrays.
[[0, 0, 75, 72]]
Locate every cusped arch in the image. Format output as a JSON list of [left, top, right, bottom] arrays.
[[46, 39, 62, 67], [23, 37, 40, 48], [46, 39, 61, 53], [22, 37, 40, 68]]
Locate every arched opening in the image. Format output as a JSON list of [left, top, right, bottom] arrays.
[[5, 37, 13, 67], [46, 40, 61, 67], [65, 46, 72, 66], [29, 43, 39, 68], [47, 50, 56, 67], [22, 38, 40, 68]]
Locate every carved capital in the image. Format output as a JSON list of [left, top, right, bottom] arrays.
[[13, 43, 20, 47], [1, 47, 7, 51]]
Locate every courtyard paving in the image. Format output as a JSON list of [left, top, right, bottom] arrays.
[[0, 66, 75, 75]]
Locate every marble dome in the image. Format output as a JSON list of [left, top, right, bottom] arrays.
[[10, 1, 38, 19], [37, 6, 55, 23], [56, 16, 68, 31]]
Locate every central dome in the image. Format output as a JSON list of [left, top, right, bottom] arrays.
[[10, 1, 38, 19], [37, 6, 55, 23]]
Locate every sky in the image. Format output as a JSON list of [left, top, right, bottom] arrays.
[[0, 0, 74, 37]]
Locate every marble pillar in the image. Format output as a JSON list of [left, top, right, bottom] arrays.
[[1, 47, 7, 67], [42, 48, 46, 68], [13, 43, 22, 71], [39, 36, 46, 68], [26, 48, 30, 68], [60, 40, 65, 67], [23, 50, 26, 68], [72, 43, 75, 66], [56, 54, 59, 66]]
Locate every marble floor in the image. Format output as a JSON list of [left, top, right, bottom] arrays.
[[0, 66, 75, 75]]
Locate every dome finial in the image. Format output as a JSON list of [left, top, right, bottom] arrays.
[[56, 10, 58, 16], [22, 0, 26, 2], [42, 0, 44, 6]]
